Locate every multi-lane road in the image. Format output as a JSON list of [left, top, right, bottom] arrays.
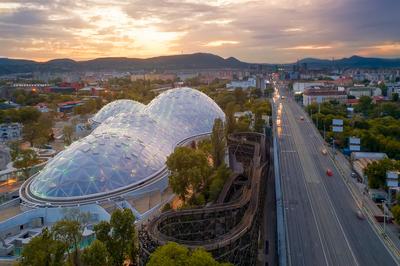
[[274, 87, 398, 266]]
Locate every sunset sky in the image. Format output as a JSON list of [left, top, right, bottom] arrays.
[[0, 0, 399, 63]]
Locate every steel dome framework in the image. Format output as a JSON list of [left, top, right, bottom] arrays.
[[23, 88, 225, 205]]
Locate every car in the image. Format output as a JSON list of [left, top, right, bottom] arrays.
[[281, 96, 286, 99], [321, 148, 327, 155], [351, 172, 357, 178], [326, 168, 333, 176], [300, 116, 304, 121], [356, 210, 365, 220]]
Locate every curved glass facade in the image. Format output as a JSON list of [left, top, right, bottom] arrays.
[[29, 87, 225, 199], [90, 99, 144, 125]]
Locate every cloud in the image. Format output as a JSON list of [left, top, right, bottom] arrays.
[[204, 40, 239, 47], [0, 0, 399, 62], [280, 45, 333, 50]]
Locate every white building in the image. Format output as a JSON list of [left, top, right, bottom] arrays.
[[387, 82, 400, 98], [293, 81, 325, 93], [227, 78, 256, 89], [0, 123, 22, 142], [303, 87, 347, 106], [348, 87, 381, 98]]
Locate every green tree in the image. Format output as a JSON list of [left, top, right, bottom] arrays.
[[392, 205, 400, 225], [209, 164, 231, 201], [94, 208, 138, 266], [355, 96, 373, 116], [392, 93, 399, 102], [63, 125, 74, 145], [19, 228, 65, 266], [211, 118, 225, 168], [365, 159, 400, 189], [166, 147, 211, 201], [13, 149, 40, 179], [146, 242, 232, 266], [224, 102, 236, 135], [52, 220, 82, 266], [22, 113, 54, 147], [81, 240, 109, 266]]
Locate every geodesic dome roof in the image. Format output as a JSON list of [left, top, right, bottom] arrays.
[[29, 87, 225, 199], [90, 99, 144, 125]]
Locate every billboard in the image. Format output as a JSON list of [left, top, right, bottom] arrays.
[[332, 126, 343, 132], [349, 137, 361, 145], [387, 180, 399, 188], [332, 119, 343, 126], [349, 145, 361, 151]]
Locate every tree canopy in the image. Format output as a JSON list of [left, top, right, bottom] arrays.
[[94, 208, 138, 266], [146, 242, 232, 266], [211, 118, 226, 168], [365, 159, 400, 189], [166, 146, 211, 201]]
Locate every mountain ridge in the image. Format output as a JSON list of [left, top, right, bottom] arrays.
[[1, 53, 400, 75]]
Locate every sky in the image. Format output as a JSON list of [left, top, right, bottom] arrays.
[[0, 0, 399, 63]]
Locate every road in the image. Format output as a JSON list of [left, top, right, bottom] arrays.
[[274, 88, 397, 266]]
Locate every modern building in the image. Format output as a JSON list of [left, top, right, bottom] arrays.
[[89, 99, 145, 128], [348, 86, 381, 98], [293, 81, 325, 93], [302, 87, 347, 106], [22, 87, 225, 207], [0, 123, 22, 142], [0, 87, 225, 257], [226, 78, 256, 89]]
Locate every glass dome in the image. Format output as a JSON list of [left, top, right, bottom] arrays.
[[90, 99, 144, 125], [29, 87, 225, 199]]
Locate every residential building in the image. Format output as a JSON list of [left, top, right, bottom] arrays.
[[293, 81, 325, 93], [130, 73, 176, 82], [226, 78, 256, 89], [387, 82, 400, 98], [303, 87, 347, 106], [0, 123, 22, 142], [57, 101, 83, 113], [348, 87, 381, 98]]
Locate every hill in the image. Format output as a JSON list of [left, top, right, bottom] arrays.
[[298, 55, 400, 69], [0, 53, 249, 75], [1, 54, 400, 75]]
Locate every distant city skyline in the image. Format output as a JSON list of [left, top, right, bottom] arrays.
[[0, 0, 399, 63]]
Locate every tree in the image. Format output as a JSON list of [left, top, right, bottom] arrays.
[[392, 205, 400, 225], [211, 118, 225, 168], [94, 208, 138, 266], [209, 164, 231, 201], [13, 149, 40, 179], [81, 240, 109, 266], [19, 228, 65, 266], [234, 88, 246, 106], [166, 147, 211, 201], [22, 113, 54, 147], [379, 82, 388, 97], [52, 220, 82, 266], [392, 92, 399, 102], [63, 125, 74, 145], [224, 102, 236, 135], [365, 159, 400, 189], [146, 242, 232, 266], [355, 96, 373, 116]]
